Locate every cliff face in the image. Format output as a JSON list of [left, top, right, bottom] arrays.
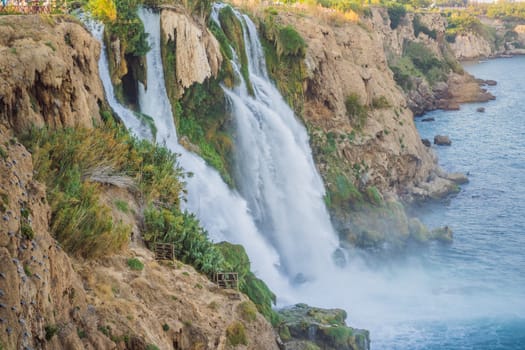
[[0, 15, 104, 134], [161, 6, 223, 96], [0, 15, 279, 350], [449, 32, 493, 60], [276, 9, 454, 202]]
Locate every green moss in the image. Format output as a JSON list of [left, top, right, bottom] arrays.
[[161, 21, 234, 186], [259, 11, 306, 113], [365, 186, 382, 206], [176, 80, 234, 186], [323, 325, 354, 347], [114, 199, 129, 213], [276, 26, 306, 57], [226, 321, 248, 346], [127, 258, 144, 271], [219, 6, 253, 95], [279, 325, 292, 341], [216, 242, 279, 325]]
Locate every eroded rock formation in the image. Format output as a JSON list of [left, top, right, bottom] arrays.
[[0, 15, 104, 134]]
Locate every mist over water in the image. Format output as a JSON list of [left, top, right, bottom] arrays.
[[91, 8, 524, 349]]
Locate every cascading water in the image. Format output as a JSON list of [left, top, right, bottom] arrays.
[[135, 8, 293, 293], [87, 10, 289, 295], [88, 20, 152, 140], [87, 7, 525, 349], [213, 4, 340, 280]]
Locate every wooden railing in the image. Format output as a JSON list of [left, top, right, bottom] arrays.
[[213, 272, 239, 290], [154, 243, 175, 261]]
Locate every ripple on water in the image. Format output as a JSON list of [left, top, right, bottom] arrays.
[[405, 56, 525, 350]]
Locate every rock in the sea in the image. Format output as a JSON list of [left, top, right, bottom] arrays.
[[277, 303, 370, 350], [421, 138, 431, 147], [431, 226, 453, 244], [434, 135, 451, 146], [421, 117, 435, 122], [446, 172, 469, 185], [485, 79, 497, 86], [476, 107, 485, 112]]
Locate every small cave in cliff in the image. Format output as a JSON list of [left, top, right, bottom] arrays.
[[120, 54, 146, 109]]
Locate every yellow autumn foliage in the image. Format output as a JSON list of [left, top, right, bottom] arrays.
[[88, 0, 117, 22]]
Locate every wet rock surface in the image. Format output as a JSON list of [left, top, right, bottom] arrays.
[[277, 303, 369, 350]]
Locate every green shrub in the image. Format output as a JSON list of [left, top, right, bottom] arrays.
[[413, 14, 437, 39], [226, 321, 248, 346], [127, 258, 144, 271], [345, 93, 368, 129], [0, 146, 6, 160], [20, 125, 187, 258], [387, 3, 407, 29], [143, 205, 225, 275], [45, 324, 59, 341], [371, 96, 390, 109], [238, 301, 257, 322], [105, 0, 149, 57]]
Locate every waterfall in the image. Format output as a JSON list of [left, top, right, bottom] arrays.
[[87, 10, 289, 295], [87, 19, 153, 140], [214, 5, 340, 280], [135, 8, 292, 292]]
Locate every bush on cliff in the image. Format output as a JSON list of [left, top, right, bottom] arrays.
[[387, 2, 407, 29]]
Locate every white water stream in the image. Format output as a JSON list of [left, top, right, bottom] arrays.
[[87, 7, 525, 349], [89, 10, 290, 296], [214, 5, 339, 280]]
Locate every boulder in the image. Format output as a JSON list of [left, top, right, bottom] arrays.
[[277, 304, 370, 350], [434, 135, 451, 146], [446, 172, 469, 185], [431, 226, 453, 244], [485, 79, 497, 86], [476, 107, 485, 112], [421, 117, 435, 122], [421, 138, 431, 147]]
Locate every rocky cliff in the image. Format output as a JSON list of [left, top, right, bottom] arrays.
[[449, 32, 493, 60], [160, 6, 223, 96], [253, 6, 463, 247], [0, 15, 104, 134], [0, 14, 280, 350]]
